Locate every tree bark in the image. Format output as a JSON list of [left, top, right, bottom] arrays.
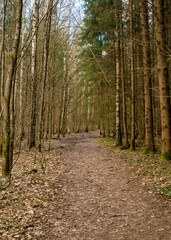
[[2, 0, 23, 177], [129, 0, 135, 150], [120, 5, 129, 147], [115, 9, 122, 146], [0, 0, 7, 105], [38, 0, 53, 151], [29, 0, 39, 149], [141, 0, 155, 152], [0, 0, 7, 155], [57, 88, 64, 139], [61, 74, 69, 138], [9, 72, 16, 170], [19, 0, 27, 140], [155, 0, 171, 160]]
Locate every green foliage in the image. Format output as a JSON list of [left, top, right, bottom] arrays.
[[99, 137, 116, 148], [26, 169, 38, 175], [160, 183, 171, 198], [77, 0, 120, 130]]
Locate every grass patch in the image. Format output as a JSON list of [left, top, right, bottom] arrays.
[[99, 137, 171, 199], [98, 137, 116, 148]]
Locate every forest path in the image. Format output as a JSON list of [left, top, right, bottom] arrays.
[[1, 132, 170, 240], [38, 131, 170, 240]]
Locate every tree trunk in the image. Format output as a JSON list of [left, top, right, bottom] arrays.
[[2, 0, 23, 177], [29, 0, 39, 149], [141, 0, 155, 152], [19, 0, 27, 140], [0, 0, 7, 105], [115, 6, 122, 146], [57, 89, 64, 139], [9, 72, 16, 171], [129, 0, 135, 150], [38, 0, 53, 151], [155, 0, 171, 160], [0, 0, 7, 155], [99, 81, 106, 138], [61, 76, 69, 138], [85, 85, 90, 133], [120, 5, 129, 147]]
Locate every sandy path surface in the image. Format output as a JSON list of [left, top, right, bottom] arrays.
[[37, 132, 170, 240]]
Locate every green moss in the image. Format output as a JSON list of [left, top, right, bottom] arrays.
[[5, 125, 10, 134], [161, 152, 171, 161], [143, 149, 148, 154], [1, 162, 10, 178], [9, 53, 14, 60], [130, 139, 135, 151], [2, 145, 7, 159], [0, 141, 2, 155], [2, 136, 5, 158]]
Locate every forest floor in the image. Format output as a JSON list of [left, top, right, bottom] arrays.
[[0, 131, 171, 240]]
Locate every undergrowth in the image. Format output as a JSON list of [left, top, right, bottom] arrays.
[[99, 137, 171, 199]]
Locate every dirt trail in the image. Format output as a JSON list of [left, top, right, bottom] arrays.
[[37, 132, 170, 240], [1, 132, 170, 240]]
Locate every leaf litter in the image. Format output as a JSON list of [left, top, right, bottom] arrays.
[[0, 131, 170, 240]]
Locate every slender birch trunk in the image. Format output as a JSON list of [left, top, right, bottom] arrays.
[[29, 0, 39, 149]]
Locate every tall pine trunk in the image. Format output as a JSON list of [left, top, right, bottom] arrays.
[[19, 0, 27, 140], [129, 0, 135, 150], [155, 0, 171, 160], [141, 0, 155, 152], [115, 5, 122, 146], [120, 4, 129, 147]]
